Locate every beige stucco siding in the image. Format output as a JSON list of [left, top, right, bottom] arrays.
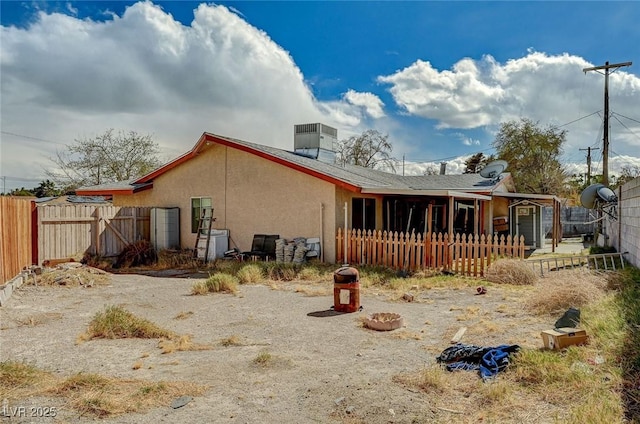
[[113, 144, 339, 262], [335, 187, 385, 231]]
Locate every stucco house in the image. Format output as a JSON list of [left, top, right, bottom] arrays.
[[77, 124, 561, 263]]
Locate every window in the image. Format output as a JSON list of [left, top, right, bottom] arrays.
[[352, 198, 376, 231], [191, 197, 212, 233]]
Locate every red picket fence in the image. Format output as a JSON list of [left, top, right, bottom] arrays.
[[336, 228, 525, 277]]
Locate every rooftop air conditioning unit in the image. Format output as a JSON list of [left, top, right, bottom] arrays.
[[294, 123, 338, 163]]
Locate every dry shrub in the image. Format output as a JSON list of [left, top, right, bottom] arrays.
[[157, 249, 199, 269], [237, 264, 263, 284], [82, 305, 174, 340], [297, 267, 322, 281], [485, 259, 538, 285], [525, 269, 606, 316], [264, 263, 299, 281], [115, 240, 157, 268]]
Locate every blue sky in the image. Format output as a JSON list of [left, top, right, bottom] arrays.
[[1, 1, 639, 192]]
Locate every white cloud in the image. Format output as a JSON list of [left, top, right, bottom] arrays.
[[0, 1, 366, 183], [65, 3, 78, 16], [378, 52, 640, 157], [343, 89, 386, 119]]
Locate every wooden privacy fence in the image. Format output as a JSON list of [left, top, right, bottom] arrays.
[[336, 228, 526, 277], [37, 205, 151, 265], [0, 197, 34, 283]]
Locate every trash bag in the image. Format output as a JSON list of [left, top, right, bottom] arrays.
[[555, 307, 580, 328]]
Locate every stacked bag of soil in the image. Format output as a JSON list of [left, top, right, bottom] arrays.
[[275, 238, 286, 262]]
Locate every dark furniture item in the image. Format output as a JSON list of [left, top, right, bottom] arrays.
[[243, 234, 279, 260]]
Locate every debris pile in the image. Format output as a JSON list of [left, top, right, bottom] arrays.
[[35, 262, 110, 287]]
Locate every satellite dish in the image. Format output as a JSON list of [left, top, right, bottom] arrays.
[[480, 160, 508, 179], [597, 186, 617, 203], [580, 183, 605, 209]]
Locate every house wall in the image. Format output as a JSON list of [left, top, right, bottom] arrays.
[[334, 188, 385, 231], [606, 176, 640, 267], [112, 144, 339, 262]]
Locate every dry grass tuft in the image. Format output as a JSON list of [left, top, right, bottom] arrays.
[[297, 267, 323, 281], [485, 259, 538, 285], [51, 371, 206, 417], [15, 312, 63, 327], [294, 284, 331, 296], [174, 311, 194, 320], [220, 335, 243, 347], [236, 264, 263, 284], [81, 305, 175, 340], [264, 263, 299, 281], [191, 273, 239, 295], [253, 351, 273, 366], [525, 269, 606, 316], [393, 365, 451, 394], [158, 335, 212, 354]]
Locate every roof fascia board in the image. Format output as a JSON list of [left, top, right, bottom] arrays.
[[360, 188, 491, 200], [493, 192, 560, 202], [134, 134, 210, 184], [76, 184, 153, 196]]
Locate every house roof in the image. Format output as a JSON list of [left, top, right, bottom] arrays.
[[76, 132, 512, 196], [34, 195, 112, 205]]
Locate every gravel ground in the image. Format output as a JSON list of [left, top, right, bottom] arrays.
[[0, 272, 550, 423]]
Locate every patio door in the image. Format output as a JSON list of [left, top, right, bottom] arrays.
[[515, 206, 536, 248]]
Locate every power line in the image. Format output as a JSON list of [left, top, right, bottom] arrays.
[[612, 112, 640, 125], [611, 114, 640, 142], [554, 111, 602, 128], [0, 131, 67, 145]]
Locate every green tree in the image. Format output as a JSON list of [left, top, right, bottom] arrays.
[[34, 180, 63, 198], [463, 153, 491, 174], [337, 129, 395, 171], [612, 165, 640, 189], [46, 129, 161, 188], [8, 187, 35, 196], [492, 118, 568, 195]]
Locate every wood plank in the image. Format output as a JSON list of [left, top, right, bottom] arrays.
[[451, 327, 467, 344]]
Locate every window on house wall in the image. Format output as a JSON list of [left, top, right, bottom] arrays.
[[352, 198, 376, 231], [191, 197, 212, 233]]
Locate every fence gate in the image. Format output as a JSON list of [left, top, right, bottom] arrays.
[[37, 204, 151, 265]]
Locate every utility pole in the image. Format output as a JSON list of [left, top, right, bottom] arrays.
[[579, 146, 599, 185], [583, 61, 632, 186]]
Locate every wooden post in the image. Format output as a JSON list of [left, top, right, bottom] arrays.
[[95, 207, 100, 256]]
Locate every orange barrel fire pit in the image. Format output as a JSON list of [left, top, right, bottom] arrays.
[[333, 266, 360, 313]]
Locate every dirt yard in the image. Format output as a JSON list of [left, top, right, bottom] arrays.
[[0, 270, 553, 423]]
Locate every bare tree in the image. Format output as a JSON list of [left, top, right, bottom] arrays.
[[423, 165, 439, 175], [336, 129, 395, 171], [47, 129, 161, 188]]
